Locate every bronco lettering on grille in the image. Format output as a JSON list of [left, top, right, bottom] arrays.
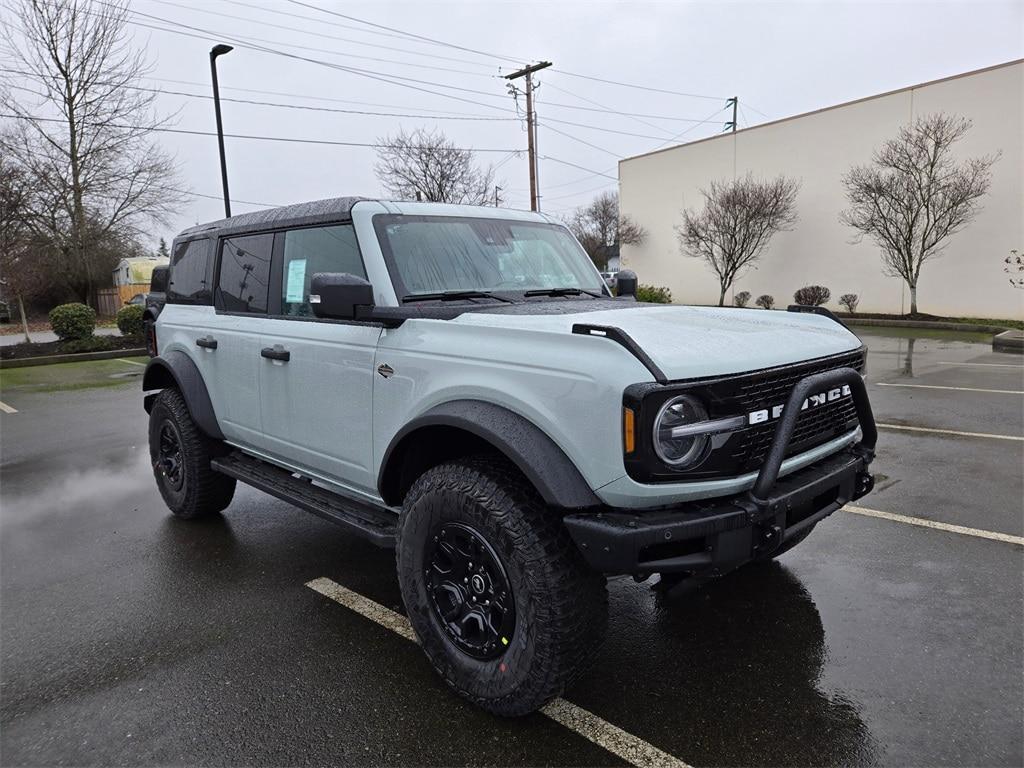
[[747, 384, 852, 425]]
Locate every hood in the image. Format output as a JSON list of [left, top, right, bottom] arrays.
[[453, 303, 862, 380]]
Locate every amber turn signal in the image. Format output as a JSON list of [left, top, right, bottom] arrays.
[[623, 407, 636, 454]]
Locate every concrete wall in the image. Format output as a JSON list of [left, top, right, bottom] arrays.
[[619, 60, 1024, 319]]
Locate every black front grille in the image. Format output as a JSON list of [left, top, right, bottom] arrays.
[[623, 347, 867, 483], [723, 349, 865, 472]]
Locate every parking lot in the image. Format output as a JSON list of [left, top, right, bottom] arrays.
[[1, 329, 1021, 767]]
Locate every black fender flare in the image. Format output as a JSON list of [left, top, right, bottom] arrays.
[[142, 350, 224, 440], [379, 400, 601, 510]]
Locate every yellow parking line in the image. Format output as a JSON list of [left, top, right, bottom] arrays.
[[843, 506, 1024, 546], [875, 382, 1023, 395], [877, 423, 1023, 442], [116, 358, 147, 367], [306, 577, 691, 768], [0, 400, 17, 414]]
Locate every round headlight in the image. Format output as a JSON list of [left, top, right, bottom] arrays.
[[653, 395, 710, 468]]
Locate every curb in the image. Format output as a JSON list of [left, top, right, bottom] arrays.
[[0, 348, 147, 369], [993, 330, 1024, 354], [844, 318, 1010, 333]]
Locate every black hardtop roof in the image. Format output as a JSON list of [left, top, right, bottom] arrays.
[[176, 196, 371, 240]]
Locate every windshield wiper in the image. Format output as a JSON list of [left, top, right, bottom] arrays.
[[523, 287, 605, 298], [402, 290, 513, 304]]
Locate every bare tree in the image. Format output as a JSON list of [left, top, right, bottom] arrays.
[[733, 290, 751, 308], [374, 127, 498, 205], [755, 294, 775, 310], [794, 285, 831, 306], [1, 0, 184, 307], [0, 151, 46, 341], [839, 293, 860, 313], [840, 113, 998, 315], [567, 191, 646, 270], [677, 174, 800, 306]]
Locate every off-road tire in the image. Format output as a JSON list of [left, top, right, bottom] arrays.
[[396, 457, 607, 716], [754, 524, 816, 562], [148, 388, 235, 518]]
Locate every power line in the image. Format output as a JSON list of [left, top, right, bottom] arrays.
[[549, 69, 727, 101], [538, 122, 620, 158], [539, 156, 617, 181], [110, 6, 517, 114], [159, 0, 500, 69], [284, 0, 526, 65], [0, 113, 520, 152], [542, 81, 675, 139], [1, 75, 519, 122], [141, 0, 501, 78]]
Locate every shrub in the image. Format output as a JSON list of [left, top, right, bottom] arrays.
[[117, 304, 146, 337], [636, 284, 673, 304], [58, 336, 115, 354], [793, 285, 830, 306], [755, 294, 775, 310], [49, 302, 96, 341], [734, 291, 751, 308], [839, 293, 860, 314]]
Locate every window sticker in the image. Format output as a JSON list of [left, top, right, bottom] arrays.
[[286, 258, 307, 303]]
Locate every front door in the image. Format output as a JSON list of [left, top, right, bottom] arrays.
[[257, 222, 382, 497]]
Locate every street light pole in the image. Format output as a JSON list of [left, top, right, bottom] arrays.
[[210, 44, 233, 218]]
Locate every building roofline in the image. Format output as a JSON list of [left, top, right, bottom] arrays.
[[619, 58, 1024, 166]]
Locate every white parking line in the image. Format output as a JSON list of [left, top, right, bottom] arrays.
[[843, 506, 1024, 546], [875, 382, 1024, 395], [306, 577, 690, 768], [0, 400, 17, 414], [116, 358, 147, 367], [938, 361, 1024, 369], [877, 423, 1023, 442]]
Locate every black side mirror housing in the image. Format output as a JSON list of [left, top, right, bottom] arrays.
[[616, 269, 637, 298], [150, 265, 169, 293], [310, 272, 374, 319]]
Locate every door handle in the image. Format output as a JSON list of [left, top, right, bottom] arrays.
[[195, 335, 218, 350], [261, 344, 290, 362]]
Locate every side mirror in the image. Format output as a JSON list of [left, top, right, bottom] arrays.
[[615, 269, 637, 298], [310, 272, 374, 320], [150, 265, 169, 293]]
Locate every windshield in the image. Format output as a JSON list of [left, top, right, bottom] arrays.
[[373, 215, 607, 300]]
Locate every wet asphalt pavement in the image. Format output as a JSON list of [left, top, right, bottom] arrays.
[[1, 329, 1022, 767]]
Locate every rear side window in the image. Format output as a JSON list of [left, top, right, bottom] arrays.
[[281, 224, 364, 317], [217, 233, 273, 313], [167, 238, 212, 303]]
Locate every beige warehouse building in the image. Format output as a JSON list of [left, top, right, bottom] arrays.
[[619, 59, 1024, 320]]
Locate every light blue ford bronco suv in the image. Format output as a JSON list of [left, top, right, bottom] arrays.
[[143, 197, 877, 716]]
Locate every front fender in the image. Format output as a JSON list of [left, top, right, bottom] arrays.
[[379, 400, 601, 510]]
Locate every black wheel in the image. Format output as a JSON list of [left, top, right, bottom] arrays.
[[396, 457, 607, 717], [754, 524, 816, 562], [148, 388, 235, 519]]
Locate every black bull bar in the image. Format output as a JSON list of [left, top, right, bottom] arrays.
[[564, 367, 878, 575]]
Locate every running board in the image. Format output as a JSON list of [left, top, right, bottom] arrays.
[[211, 452, 397, 547]]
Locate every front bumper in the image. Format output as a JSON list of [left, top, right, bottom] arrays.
[[564, 366, 877, 576]]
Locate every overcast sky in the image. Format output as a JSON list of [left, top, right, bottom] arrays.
[[7, 0, 1024, 244]]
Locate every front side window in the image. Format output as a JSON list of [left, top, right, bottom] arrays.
[[281, 224, 364, 317], [217, 233, 273, 313], [373, 215, 606, 299]]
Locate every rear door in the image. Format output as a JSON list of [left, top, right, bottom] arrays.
[[258, 222, 382, 496], [202, 231, 276, 448]]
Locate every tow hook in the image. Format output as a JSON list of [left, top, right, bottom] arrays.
[[854, 470, 875, 500], [754, 523, 784, 558]]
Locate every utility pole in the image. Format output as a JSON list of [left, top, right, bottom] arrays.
[[505, 61, 552, 212], [209, 44, 234, 218], [724, 96, 738, 133], [494, 185, 502, 207]]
